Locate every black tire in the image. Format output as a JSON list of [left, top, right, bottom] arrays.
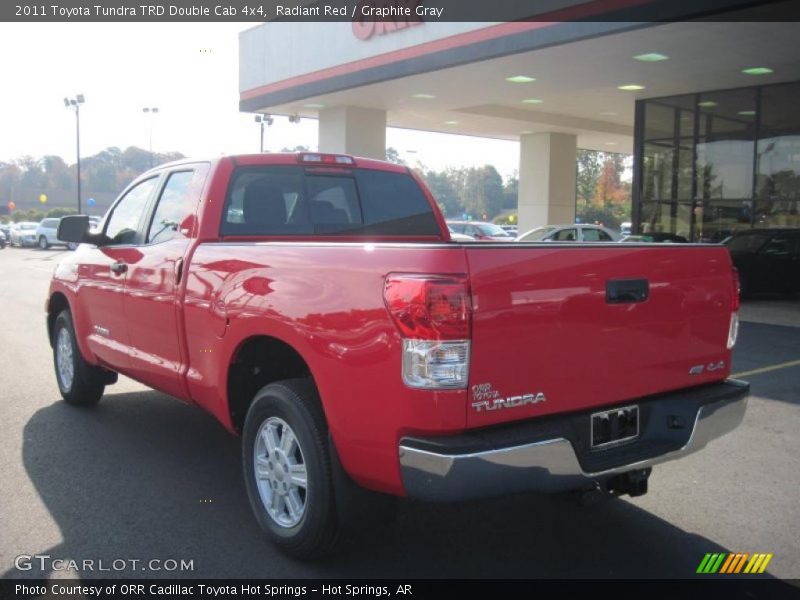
[[52, 310, 105, 406], [38, 236, 49, 250], [242, 379, 339, 558]]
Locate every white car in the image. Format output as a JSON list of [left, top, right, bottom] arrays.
[[35, 218, 69, 249], [9, 222, 39, 247], [516, 224, 620, 243]]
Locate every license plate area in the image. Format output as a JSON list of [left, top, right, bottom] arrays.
[[591, 405, 639, 449]]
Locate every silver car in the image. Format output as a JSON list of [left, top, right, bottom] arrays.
[[9, 222, 39, 247], [516, 224, 620, 243], [35, 218, 67, 249]]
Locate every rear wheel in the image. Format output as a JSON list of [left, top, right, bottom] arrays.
[[242, 379, 339, 558], [38, 236, 49, 250], [52, 310, 105, 406]]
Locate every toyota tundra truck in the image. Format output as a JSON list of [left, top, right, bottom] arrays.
[[48, 153, 748, 558]]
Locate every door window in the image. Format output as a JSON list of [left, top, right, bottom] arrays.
[[147, 171, 196, 244], [105, 177, 159, 245], [553, 228, 578, 241]]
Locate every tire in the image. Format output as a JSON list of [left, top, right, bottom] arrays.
[[38, 236, 49, 250], [243, 379, 339, 558], [52, 310, 105, 406]]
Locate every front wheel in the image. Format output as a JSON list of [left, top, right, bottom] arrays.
[[38, 236, 49, 250], [242, 379, 339, 558], [52, 310, 105, 406]]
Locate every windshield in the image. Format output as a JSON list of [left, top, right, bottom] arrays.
[[475, 223, 510, 236], [725, 232, 770, 253], [519, 226, 556, 241]]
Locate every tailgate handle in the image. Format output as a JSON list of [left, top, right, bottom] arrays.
[[606, 279, 649, 304]]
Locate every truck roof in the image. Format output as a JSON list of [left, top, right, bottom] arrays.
[[151, 153, 410, 175]]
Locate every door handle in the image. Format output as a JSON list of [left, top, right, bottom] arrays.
[[110, 261, 128, 275], [174, 258, 184, 285]]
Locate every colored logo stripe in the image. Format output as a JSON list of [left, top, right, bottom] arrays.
[[698, 553, 772, 574]]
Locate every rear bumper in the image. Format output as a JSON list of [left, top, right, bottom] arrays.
[[399, 379, 749, 501]]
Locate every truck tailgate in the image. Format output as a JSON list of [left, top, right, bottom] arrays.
[[465, 244, 736, 429]]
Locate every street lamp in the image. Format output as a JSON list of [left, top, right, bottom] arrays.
[[254, 114, 273, 152], [63, 94, 85, 213], [143, 107, 159, 167]]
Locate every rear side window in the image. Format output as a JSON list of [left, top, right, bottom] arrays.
[[553, 228, 578, 241], [221, 166, 440, 237], [583, 228, 613, 242]]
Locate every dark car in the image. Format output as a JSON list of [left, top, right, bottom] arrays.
[[724, 229, 800, 296]]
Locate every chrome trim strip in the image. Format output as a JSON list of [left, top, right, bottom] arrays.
[[399, 386, 748, 501]]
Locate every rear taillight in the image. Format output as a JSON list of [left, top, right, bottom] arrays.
[[731, 267, 741, 313], [384, 275, 471, 389], [728, 267, 740, 349]]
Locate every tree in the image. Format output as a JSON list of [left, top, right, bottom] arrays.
[[461, 166, 504, 221], [420, 169, 461, 217], [503, 174, 518, 210], [576, 149, 602, 206], [18, 156, 46, 189], [41, 155, 72, 190], [280, 145, 310, 153], [385, 147, 406, 165]]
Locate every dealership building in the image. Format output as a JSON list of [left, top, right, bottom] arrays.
[[239, 2, 800, 240]]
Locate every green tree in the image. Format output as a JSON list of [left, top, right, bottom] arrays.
[[503, 174, 518, 210], [576, 149, 602, 205], [385, 147, 406, 165], [461, 166, 504, 221], [420, 170, 462, 217]]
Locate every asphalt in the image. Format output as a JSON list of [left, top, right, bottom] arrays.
[[0, 247, 798, 581]]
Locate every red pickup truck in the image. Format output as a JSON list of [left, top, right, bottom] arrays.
[[48, 153, 748, 558]]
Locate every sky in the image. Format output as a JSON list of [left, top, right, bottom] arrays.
[[0, 23, 521, 179]]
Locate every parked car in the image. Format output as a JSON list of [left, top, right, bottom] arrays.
[[620, 221, 632, 237], [36, 218, 70, 249], [447, 221, 513, 241], [0, 229, 6, 249], [516, 224, 620, 242], [447, 226, 474, 242], [724, 228, 800, 296], [0, 222, 13, 242], [500, 225, 518, 237], [49, 152, 747, 559], [9, 222, 39, 247]]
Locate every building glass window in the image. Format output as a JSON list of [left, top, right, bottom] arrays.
[[756, 82, 800, 229], [635, 81, 800, 241]]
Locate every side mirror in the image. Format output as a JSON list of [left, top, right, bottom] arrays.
[[57, 215, 90, 244]]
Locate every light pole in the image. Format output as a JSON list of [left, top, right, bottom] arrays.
[[254, 114, 273, 152], [143, 107, 159, 167], [64, 94, 85, 213]]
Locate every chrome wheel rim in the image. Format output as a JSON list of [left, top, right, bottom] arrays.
[[39, 237, 47, 249], [254, 417, 308, 528], [56, 327, 74, 392]]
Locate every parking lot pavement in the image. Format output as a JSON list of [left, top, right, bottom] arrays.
[[1, 247, 798, 580]]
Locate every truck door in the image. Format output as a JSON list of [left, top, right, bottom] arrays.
[[77, 176, 161, 371], [122, 167, 207, 399]]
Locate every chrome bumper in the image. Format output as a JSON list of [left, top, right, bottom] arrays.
[[399, 380, 749, 502]]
